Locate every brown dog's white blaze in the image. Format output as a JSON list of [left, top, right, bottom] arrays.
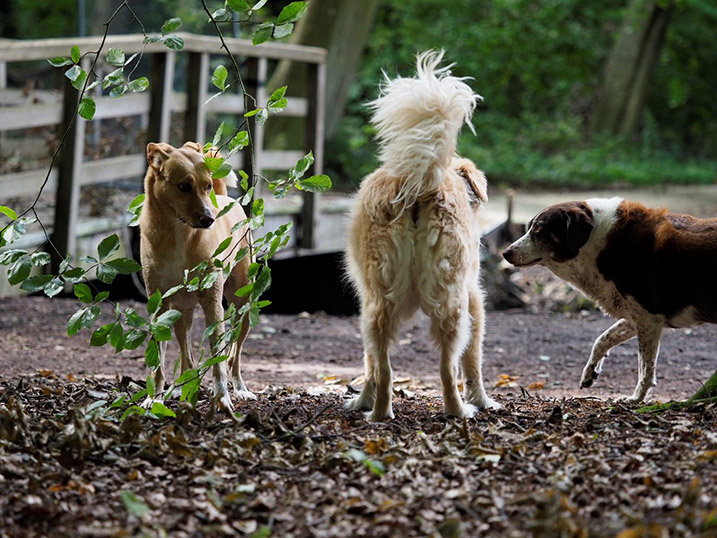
[[503, 196, 717, 402], [146, 142, 218, 229]]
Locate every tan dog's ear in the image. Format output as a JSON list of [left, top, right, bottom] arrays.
[[181, 141, 203, 153], [454, 158, 488, 203], [147, 142, 174, 172]]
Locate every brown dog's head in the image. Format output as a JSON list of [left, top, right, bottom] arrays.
[[146, 141, 217, 229], [453, 157, 488, 206], [503, 201, 595, 266]]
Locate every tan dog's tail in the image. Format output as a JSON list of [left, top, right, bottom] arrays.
[[369, 50, 480, 210]]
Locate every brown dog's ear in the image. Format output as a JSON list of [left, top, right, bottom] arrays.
[[147, 142, 174, 172], [181, 141, 203, 153], [454, 158, 488, 203], [566, 204, 595, 251]]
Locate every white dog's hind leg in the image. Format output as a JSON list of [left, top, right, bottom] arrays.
[[346, 353, 377, 411], [461, 287, 501, 410], [627, 324, 662, 402], [361, 303, 399, 421], [580, 318, 636, 389], [433, 304, 477, 418]]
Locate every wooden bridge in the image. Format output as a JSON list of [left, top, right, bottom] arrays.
[[0, 32, 337, 295]]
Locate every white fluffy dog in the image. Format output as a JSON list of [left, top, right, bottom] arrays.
[[345, 51, 500, 421]]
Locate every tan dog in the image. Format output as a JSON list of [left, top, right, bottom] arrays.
[[140, 141, 253, 411], [345, 52, 500, 421]]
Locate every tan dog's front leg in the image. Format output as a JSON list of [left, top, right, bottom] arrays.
[[200, 289, 234, 413]]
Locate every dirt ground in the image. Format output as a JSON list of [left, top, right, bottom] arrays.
[[1, 296, 715, 402], [1, 296, 716, 537]]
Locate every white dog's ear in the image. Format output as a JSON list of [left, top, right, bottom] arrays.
[[454, 158, 488, 203], [147, 142, 174, 172]]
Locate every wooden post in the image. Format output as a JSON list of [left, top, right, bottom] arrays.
[[300, 61, 326, 249], [148, 51, 175, 144], [51, 74, 86, 272], [184, 52, 208, 143], [242, 57, 259, 213]]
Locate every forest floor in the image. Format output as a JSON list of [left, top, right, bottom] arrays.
[[1, 296, 716, 536]]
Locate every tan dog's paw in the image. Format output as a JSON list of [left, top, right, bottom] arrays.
[[476, 396, 502, 411], [141, 396, 163, 409], [366, 406, 394, 422], [233, 389, 257, 401]]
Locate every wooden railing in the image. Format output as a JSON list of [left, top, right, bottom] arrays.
[[0, 33, 326, 269]]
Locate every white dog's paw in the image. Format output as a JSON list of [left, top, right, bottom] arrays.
[[445, 403, 478, 419], [475, 396, 502, 411], [233, 388, 257, 401], [579, 365, 600, 389], [346, 394, 374, 412], [366, 406, 394, 422]]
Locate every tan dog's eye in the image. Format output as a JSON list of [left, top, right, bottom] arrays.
[[205, 184, 212, 192], [177, 183, 192, 193]]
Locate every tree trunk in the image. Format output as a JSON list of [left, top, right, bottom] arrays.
[[267, 0, 379, 143], [591, 0, 673, 136]]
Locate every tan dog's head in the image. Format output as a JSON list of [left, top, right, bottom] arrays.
[[146, 141, 216, 229], [453, 157, 488, 207]]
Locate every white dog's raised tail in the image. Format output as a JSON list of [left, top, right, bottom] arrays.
[[368, 50, 481, 209]]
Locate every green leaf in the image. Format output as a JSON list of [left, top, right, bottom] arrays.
[[252, 23, 273, 46], [200, 270, 220, 290], [252, 0, 268, 11], [71, 45, 80, 64], [67, 308, 87, 336], [62, 267, 86, 284], [162, 285, 183, 299], [290, 151, 314, 180], [145, 338, 160, 369], [143, 35, 161, 44], [147, 290, 162, 315], [20, 274, 53, 293], [216, 201, 236, 220], [43, 277, 64, 298], [150, 402, 176, 419], [30, 251, 51, 267], [161, 35, 185, 51], [213, 162, 233, 179], [95, 291, 110, 302], [8, 257, 31, 286], [91, 324, 113, 347], [106, 48, 125, 67], [0, 206, 17, 221], [267, 85, 287, 105], [106, 257, 142, 274], [255, 108, 269, 126], [146, 375, 156, 397], [110, 84, 127, 98], [252, 265, 271, 298], [212, 65, 228, 91], [212, 122, 225, 148], [98, 234, 120, 261], [109, 322, 124, 349], [65, 65, 82, 82], [78, 96, 96, 120], [120, 490, 150, 519], [74, 283, 93, 303], [272, 23, 294, 40], [205, 156, 224, 173], [48, 57, 73, 67], [209, 188, 219, 209], [150, 323, 172, 342], [97, 263, 119, 284], [211, 7, 228, 20], [122, 329, 147, 350], [250, 527, 272, 538], [155, 309, 182, 328], [212, 237, 233, 258], [161, 17, 182, 36], [276, 1, 307, 24], [0, 250, 26, 266], [71, 70, 88, 91], [128, 77, 149, 93], [227, 0, 251, 11], [82, 305, 101, 330], [127, 193, 145, 227], [102, 68, 124, 89], [228, 131, 249, 155], [298, 174, 332, 193]]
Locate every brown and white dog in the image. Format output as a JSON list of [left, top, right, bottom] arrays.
[[503, 197, 717, 401], [140, 141, 253, 412], [345, 51, 500, 421]]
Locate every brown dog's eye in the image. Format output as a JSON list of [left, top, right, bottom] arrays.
[[177, 183, 192, 193]]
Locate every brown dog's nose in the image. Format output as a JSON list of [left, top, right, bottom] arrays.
[[502, 246, 514, 263], [198, 214, 215, 228]]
